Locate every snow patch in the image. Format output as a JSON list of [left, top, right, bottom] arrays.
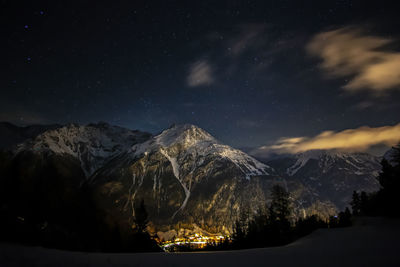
[[17, 123, 150, 177], [159, 148, 190, 218]]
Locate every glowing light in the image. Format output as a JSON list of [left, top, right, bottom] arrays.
[[160, 233, 229, 250]]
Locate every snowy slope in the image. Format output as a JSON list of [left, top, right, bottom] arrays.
[[286, 150, 381, 177], [126, 124, 275, 219], [1, 218, 399, 267], [90, 124, 281, 234], [130, 124, 273, 179], [265, 150, 381, 210], [17, 122, 151, 176]]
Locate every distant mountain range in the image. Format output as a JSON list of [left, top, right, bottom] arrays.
[[0, 122, 384, 240], [258, 150, 381, 211], [0, 122, 60, 149]]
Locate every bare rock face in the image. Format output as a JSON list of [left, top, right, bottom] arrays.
[[16, 122, 151, 177], [91, 124, 281, 236], [265, 150, 381, 211]]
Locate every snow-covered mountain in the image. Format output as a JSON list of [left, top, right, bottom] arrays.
[[384, 147, 399, 166], [264, 150, 381, 210], [0, 122, 61, 149], [90, 124, 281, 238], [16, 122, 151, 176], [130, 124, 273, 179], [283, 150, 380, 177], [0, 122, 386, 240]]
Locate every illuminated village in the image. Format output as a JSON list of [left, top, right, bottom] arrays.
[[160, 233, 229, 251]]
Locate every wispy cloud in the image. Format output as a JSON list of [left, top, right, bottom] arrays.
[[253, 124, 400, 155], [186, 23, 293, 88], [307, 26, 400, 93], [187, 60, 214, 87], [228, 24, 268, 56]]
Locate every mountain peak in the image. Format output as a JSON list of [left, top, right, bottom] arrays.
[[87, 121, 111, 128], [129, 123, 273, 181], [155, 124, 216, 148], [17, 123, 151, 177], [166, 123, 205, 132]]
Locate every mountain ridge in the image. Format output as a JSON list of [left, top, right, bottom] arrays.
[[15, 122, 151, 177], [0, 122, 385, 239], [262, 150, 381, 210]]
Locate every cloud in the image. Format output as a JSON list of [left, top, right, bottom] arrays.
[[187, 24, 302, 88], [228, 24, 267, 56], [187, 60, 214, 87], [254, 124, 400, 155], [307, 26, 400, 92]]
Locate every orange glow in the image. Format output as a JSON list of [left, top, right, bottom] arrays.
[[256, 123, 400, 154]]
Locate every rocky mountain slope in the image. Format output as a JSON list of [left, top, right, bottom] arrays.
[[90, 124, 281, 237], [384, 147, 400, 166], [0, 122, 153, 245], [16, 122, 151, 177], [263, 150, 381, 210], [0, 122, 385, 240]]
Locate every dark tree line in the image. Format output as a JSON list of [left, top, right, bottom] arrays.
[[100, 199, 160, 253], [233, 185, 293, 248], [351, 144, 400, 217], [228, 184, 351, 250], [0, 186, 160, 253], [0, 150, 160, 252]]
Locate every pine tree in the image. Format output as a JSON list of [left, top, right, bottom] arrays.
[[391, 144, 400, 164], [269, 185, 292, 224], [350, 191, 361, 215], [338, 207, 352, 227], [232, 219, 245, 247], [360, 191, 369, 215], [232, 207, 249, 248], [133, 199, 149, 233], [379, 159, 395, 193], [378, 144, 400, 216], [127, 199, 161, 252], [267, 185, 292, 245]]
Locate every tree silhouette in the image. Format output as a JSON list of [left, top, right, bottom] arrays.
[[338, 207, 352, 227], [351, 143, 400, 217], [378, 145, 400, 216], [379, 159, 396, 192], [360, 191, 369, 215], [265, 185, 292, 246], [269, 184, 292, 225], [232, 207, 250, 248], [351, 191, 361, 215], [391, 144, 400, 164], [133, 199, 149, 233], [126, 199, 161, 252]]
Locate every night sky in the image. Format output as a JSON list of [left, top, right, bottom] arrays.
[[2, 1, 400, 153]]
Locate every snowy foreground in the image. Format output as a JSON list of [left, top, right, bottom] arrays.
[[1, 218, 399, 267]]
